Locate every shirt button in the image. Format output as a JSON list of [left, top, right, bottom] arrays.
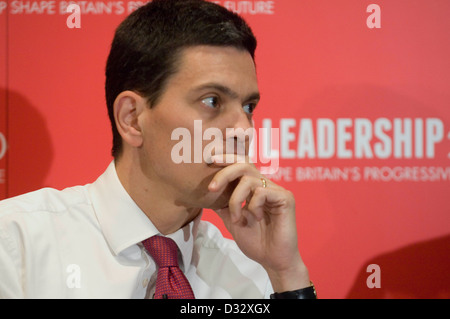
[[142, 278, 149, 288]]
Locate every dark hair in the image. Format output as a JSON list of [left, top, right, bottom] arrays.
[[105, 0, 257, 158]]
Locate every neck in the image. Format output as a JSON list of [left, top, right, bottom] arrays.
[[115, 155, 201, 235]]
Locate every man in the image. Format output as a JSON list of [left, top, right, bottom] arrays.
[[0, 0, 314, 299]]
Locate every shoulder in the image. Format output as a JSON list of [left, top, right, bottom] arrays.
[[0, 185, 97, 261], [0, 185, 93, 236], [0, 186, 94, 298], [0, 185, 90, 215]]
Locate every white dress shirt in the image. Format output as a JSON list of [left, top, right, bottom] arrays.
[[0, 161, 272, 299]]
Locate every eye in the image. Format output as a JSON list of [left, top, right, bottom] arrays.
[[202, 96, 219, 109], [243, 103, 257, 114]]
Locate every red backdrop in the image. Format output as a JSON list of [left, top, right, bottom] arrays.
[[1, 0, 449, 298]]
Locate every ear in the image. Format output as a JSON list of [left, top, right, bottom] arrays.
[[113, 91, 147, 149]]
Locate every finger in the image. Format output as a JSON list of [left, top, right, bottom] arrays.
[[208, 162, 260, 192], [248, 186, 295, 217], [246, 187, 267, 221], [228, 176, 258, 223], [210, 154, 249, 166]]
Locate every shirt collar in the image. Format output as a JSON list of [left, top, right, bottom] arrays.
[[88, 161, 201, 270]]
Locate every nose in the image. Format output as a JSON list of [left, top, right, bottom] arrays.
[[223, 106, 254, 155]]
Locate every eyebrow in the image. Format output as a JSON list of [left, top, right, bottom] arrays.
[[192, 83, 261, 102]]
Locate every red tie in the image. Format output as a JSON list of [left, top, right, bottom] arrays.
[[142, 235, 195, 299]]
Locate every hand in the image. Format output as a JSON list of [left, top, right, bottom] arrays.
[[208, 154, 310, 292]]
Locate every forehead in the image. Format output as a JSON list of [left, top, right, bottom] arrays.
[[169, 45, 258, 93]]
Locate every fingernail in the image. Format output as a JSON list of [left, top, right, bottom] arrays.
[[209, 181, 217, 190]]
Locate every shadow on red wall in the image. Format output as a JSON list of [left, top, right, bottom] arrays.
[[346, 234, 450, 298], [1, 88, 53, 199]]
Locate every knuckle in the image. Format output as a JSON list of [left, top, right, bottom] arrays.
[[253, 186, 265, 195], [239, 175, 252, 184]]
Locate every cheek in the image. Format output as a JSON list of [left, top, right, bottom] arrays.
[[142, 106, 226, 174], [144, 109, 184, 149]]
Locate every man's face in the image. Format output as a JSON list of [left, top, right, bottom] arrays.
[[138, 45, 259, 210]]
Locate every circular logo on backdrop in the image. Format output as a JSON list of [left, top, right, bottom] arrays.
[[0, 132, 7, 160]]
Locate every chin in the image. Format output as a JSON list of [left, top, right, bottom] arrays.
[[187, 163, 239, 210], [201, 180, 238, 210], [205, 194, 231, 210]]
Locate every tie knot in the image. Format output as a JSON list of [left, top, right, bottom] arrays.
[[142, 236, 179, 268]]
